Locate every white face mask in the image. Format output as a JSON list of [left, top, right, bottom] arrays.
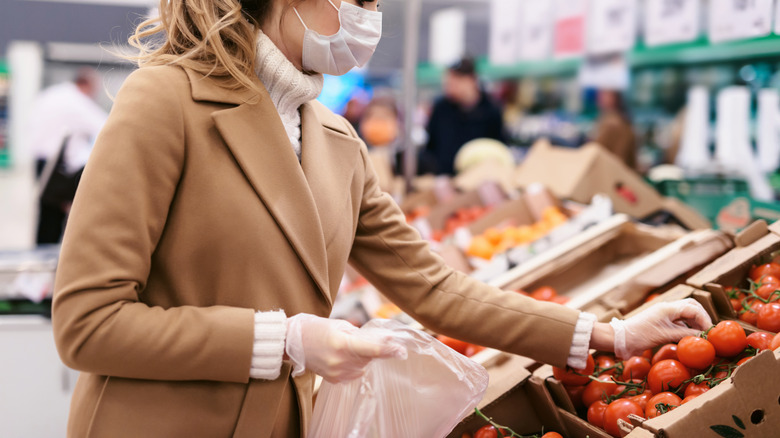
[[293, 0, 382, 76]]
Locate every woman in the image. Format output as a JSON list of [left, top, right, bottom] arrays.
[[592, 89, 637, 169], [51, 1, 710, 436]]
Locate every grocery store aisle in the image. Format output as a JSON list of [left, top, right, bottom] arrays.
[[0, 165, 36, 250]]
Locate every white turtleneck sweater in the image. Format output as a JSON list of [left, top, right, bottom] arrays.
[[248, 33, 596, 380]]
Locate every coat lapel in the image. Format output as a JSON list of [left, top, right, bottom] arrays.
[[300, 102, 361, 247], [191, 69, 331, 306]]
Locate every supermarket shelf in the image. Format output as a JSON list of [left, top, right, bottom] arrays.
[[417, 35, 780, 84]]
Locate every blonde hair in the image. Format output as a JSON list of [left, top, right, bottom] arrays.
[[128, 0, 263, 96]]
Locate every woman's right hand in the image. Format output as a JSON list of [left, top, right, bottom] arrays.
[[285, 314, 406, 383]]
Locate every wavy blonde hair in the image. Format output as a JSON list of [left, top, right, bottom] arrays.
[[128, 0, 263, 95]]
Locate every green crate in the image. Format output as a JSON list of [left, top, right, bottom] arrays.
[[654, 178, 751, 227]]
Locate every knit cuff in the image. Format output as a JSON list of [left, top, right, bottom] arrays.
[[249, 310, 287, 380], [567, 312, 597, 369]]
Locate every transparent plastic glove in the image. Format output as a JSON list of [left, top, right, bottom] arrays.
[[610, 298, 712, 359], [285, 314, 407, 383]]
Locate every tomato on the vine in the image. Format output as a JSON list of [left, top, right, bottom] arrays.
[[757, 302, 780, 332], [676, 336, 716, 370], [620, 357, 651, 381], [771, 332, 780, 350], [594, 354, 617, 375], [708, 321, 748, 357], [603, 399, 644, 438], [756, 281, 780, 300], [582, 375, 618, 407], [553, 354, 595, 386], [628, 389, 654, 411], [749, 263, 780, 282], [473, 425, 507, 438], [531, 286, 557, 301], [740, 300, 764, 325], [684, 381, 710, 398], [541, 433, 563, 438], [564, 383, 586, 409], [746, 332, 774, 350], [681, 394, 699, 404], [648, 360, 691, 394], [652, 344, 678, 364], [645, 392, 681, 419], [736, 356, 753, 366], [587, 400, 609, 429], [437, 335, 470, 355]]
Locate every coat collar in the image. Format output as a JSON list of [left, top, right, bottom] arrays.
[[186, 68, 360, 306]]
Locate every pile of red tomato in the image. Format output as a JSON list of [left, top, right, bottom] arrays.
[[725, 262, 780, 332], [467, 426, 564, 438], [553, 321, 780, 437], [517, 286, 570, 305], [436, 335, 485, 358]]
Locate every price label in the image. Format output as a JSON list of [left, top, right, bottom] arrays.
[[587, 0, 638, 55], [554, 0, 586, 58], [644, 0, 701, 46], [709, 0, 772, 43], [518, 0, 553, 61], [489, 0, 522, 65]]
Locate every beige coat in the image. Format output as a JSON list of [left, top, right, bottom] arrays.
[[52, 65, 580, 438]]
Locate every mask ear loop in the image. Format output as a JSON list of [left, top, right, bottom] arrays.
[[326, 0, 340, 11], [292, 7, 309, 30]]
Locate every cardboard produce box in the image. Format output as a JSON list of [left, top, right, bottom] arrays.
[[446, 354, 573, 438], [514, 140, 710, 230], [488, 215, 731, 316], [687, 219, 780, 331], [624, 349, 780, 438]]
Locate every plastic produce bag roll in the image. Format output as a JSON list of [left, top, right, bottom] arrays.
[[308, 319, 489, 438]]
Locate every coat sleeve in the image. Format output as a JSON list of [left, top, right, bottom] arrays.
[[347, 135, 581, 367], [52, 66, 255, 383]]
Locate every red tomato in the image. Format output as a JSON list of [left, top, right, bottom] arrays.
[[613, 380, 646, 398], [551, 295, 570, 305], [564, 383, 586, 409], [755, 282, 780, 300], [740, 300, 764, 325], [644, 293, 661, 303], [645, 392, 682, 419], [730, 298, 743, 312], [641, 349, 653, 360], [553, 354, 595, 386], [648, 360, 691, 394], [594, 354, 617, 375], [628, 390, 654, 411], [676, 336, 716, 370], [737, 356, 753, 366], [473, 425, 507, 438], [587, 400, 609, 429], [681, 394, 699, 404], [652, 344, 678, 364], [603, 399, 644, 438], [531, 286, 557, 301], [708, 321, 748, 357], [541, 433, 563, 438], [757, 302, 780, 332], [772, 332, 780, 350], [746, 332, 774, 350], [464, 344, 486, 357], [437, 335, 470, 355], [684, 382, 710, 398], [582, 375, 618, 407], [749, 263, 780, 282], [620, 357, 652, 381]]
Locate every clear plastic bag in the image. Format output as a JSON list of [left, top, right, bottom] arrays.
[[308, 319, 489, 438]]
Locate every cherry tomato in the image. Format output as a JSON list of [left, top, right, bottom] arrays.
[[746, 332, 774, 350], [772, 332, 780, 350], [474, 425, 507, 438], [676, 336, 716, 370], [757, 302, 780, 332], [587, 400, 609, 429], [756, 282, 780, 300], [628, 389, 654, 411], [594, 354, 617, 375], [740, 300, 764, 325], [620, 357, 651, 381], [684, 382, 710, 398], [749, 263, 780, 282], [553, 354, 595, 386], [582, 375, 618, 407], [604, 399, 644, 438], [652, 344, 678, 364], [645, 392, 682, 419], [437, 335, 470, 355], [531, 286, 557, 301], [564, 383, 586, 410], [708, 321, 748, 357], [541, 433, 563, 438], [648, 360, 691, 394]]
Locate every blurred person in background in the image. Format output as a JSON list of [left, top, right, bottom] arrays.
[[591, 88, 637, 169], [420, 57, 506, 175], [51, 0, 712, 436], [28, 67, 108, 244], [360, 94, 402, 174]]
